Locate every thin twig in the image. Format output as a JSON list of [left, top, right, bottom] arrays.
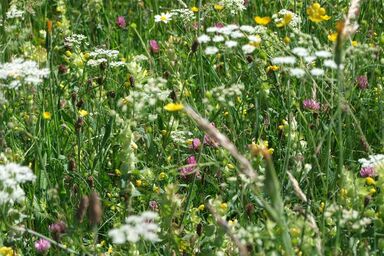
[[184, 106, 257, 181], [11, 226, 79, 255], [206, 203, 249, 256]]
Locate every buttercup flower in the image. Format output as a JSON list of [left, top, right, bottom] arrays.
[[306, 3, 331, 23], [43, 111, 51, 120], [254, 16, 271, 25], [164, 103, 184, 112]]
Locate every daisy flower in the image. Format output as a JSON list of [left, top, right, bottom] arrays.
[[155, 12, 173, 23]]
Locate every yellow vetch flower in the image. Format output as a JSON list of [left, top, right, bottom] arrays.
[[267, 65, 279, 72], [78, 109, 88, 117], [115, 169, 121, 177], [43, 111, 52, 120], [107, 246, 113, 254], [0, 247, 14, 256], [214, 4, 224, 11], [135, 179, 142, 187], [284, 36, 291, 44], [328, 32, 338, 42], [164, 103, 184, 112], [198, 204, 205, 211], [352, 40, 358, 47], [220, 202, 228, 211], [254, 16, 271, 26], [276, 13, 293, 27], [366, 177, 376, 186], [249, 139, 274, 157], [191, 6, 199, 12], [306, 3, 331, 23]]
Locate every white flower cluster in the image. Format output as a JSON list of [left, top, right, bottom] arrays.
[[6, 5, 24, 19], [108, 211, 160, 244], [272, 9, 301, 28], [87, 48, 125, 68], [118, 77, 170, 121], [220, 0, 247, 15], [199, 24, 266, 55], [358, 154, 384, 169], [324, 204, 371, 230], [203, 83, 245, 111], [0, 163, 36, 206], [64, 34, 88, 47], [170, 9, 195, 22], [0, 58, 49, 89], [271, 48, 337, 78]]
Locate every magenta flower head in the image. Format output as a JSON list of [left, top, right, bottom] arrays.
[[360, 166, 375, 177], [180, 155, 200, 179], [215, 23, 225, 29], [356, 76, 368, 90], [116, 16, 126, 28], [190, 138, 201, 151], [149, 40, 160, 53], [35, 239, 51, 253], [303, 99, 320, 111], [149, 200, 159, 211]]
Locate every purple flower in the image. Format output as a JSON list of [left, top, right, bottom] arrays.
[[116, 16, 126, 28], [49, 221, 66, 234], [215, 23, 225, 28], [180, 156, 199, 178], [190, 138, 201, 151], [303, 99, 320, 111], [356, 76, 368, 89], [35, 239, 51, 253], [360, 166, 375, 177], [149, 40, 160, 53]]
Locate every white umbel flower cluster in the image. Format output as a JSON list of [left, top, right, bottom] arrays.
[[64, 34, 88, 47], [108, 211, 160, 244], [0, 163, 36, 206], [0, 58, 49, 89], [87, 48, 125, 68], [358, 154, 384, 168], [220, 0, 247, 15], [6, 5, 24, 19]]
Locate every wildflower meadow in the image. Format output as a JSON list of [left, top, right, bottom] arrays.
[[1, 0, 384, 255]]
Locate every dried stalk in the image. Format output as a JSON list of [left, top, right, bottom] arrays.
[[184, 106, 257, 181], [206, 203, 249, 256]]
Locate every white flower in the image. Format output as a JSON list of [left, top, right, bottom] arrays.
[[289, 68, 306, 78], [197, 34, 211, 43], [248, 35, 261, 43], [0, 59, 49, 89], [6, 5, 24, 19], [154, 12, 173, 23], [242, 44, 256, 54], [225, 40, 238, 48], [304, 56, 317, 63], [271, 56, 296, 65], [206, 27, 220, 33], [240, 25, 255, 34], [315, 50, 332, 58], [0, 163, 36, 206], [292, 47, 309, 57], [170, 8, 194, 22], [205, 46, 219, 55], [212, 35, 225, 42], [230, 30, 244, 39], [108, 211, 160, 244], [323, 59, 338, 69], [310, 68, 324, 76]]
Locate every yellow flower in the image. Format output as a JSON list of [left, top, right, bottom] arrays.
[[352, 40, 358, 47], [43, 111, 52, 120], [107, 246, 113, 254], [115, 169, 121, 177], [328, 32, 338, 42], [198, 204, 205, 211], [135, 179, 142, 187], [249, 139, 274, 158], [276, 13, 293, 27], [366, 177, 376, 186], [65, 50, 72, 57], [78, 109, 88, 117], [214, 4, 224, 11], [266, 65, 279, 72], [164, 102, 184, 112], [306, 3, 331, 23], [0, 247, 14, 256], [254, 16, 271, 26], [158, 172, 167, 180], [284, 36, 291, 44], [220, 202, 228, 211], [191, 6, 199, 12]]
